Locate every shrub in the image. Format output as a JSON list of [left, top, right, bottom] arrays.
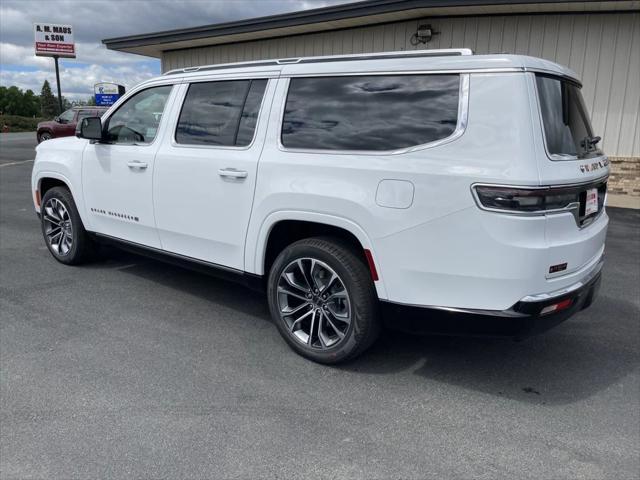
[[0, 115, 45, 133]]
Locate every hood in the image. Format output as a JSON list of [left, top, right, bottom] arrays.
[[36, 135, 84, 151], [37, 120, 56, 129]]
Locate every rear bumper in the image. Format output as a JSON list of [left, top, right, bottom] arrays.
[[381, 260, 602, 338]]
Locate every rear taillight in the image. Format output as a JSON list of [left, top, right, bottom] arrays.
[[473, 185, 579, 214]]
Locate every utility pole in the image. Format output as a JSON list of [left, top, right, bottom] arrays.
[[53, 55, 63, 114]]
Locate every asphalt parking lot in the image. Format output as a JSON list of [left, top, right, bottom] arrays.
[[1, 132, 639, 479]]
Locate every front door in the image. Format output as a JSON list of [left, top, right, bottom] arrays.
[[82, 84, 175, 248], [153, 77, 274, 270], [56, 109, 77, 137]]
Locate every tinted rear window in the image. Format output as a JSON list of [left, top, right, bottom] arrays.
[[176, 79, 267, 147], [536, 75, 600, 159], [281, 74, 460, 151], [77, 110, 95, 121]]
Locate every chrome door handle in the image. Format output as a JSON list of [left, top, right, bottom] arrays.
[[127, 161, 148, 170], [218, 168, 248, 179]]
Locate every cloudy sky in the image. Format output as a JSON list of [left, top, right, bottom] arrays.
[[0, 0, 354, 101]]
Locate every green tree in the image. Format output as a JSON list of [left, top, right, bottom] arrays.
[[40, 80, 58, 118], [4, 86, 24, 115], [0, 85, 42, 117], [23, 89, 40, 117], [0, 86, 8, 114]]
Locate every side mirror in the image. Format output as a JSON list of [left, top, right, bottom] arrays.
[[76, 117, 103, 141], [53, 116, 60, 123]]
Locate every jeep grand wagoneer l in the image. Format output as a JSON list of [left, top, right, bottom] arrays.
[[32, 49, 608, 363]]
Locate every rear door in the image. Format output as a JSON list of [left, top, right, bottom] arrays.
[[530, 73, 609, 276], [532, 73, 610, 188], [153, 75, 276, 270]]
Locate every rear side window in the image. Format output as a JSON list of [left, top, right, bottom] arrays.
[[281, 74, 460, 151], [77, 110, 94, 122], [536, 75, 600, 159], [176, 79, 267, 147]]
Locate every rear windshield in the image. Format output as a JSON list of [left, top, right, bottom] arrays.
[[536, 74, 601, 159]]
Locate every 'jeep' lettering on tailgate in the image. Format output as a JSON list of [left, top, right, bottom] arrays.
[[580, 157, 609, 173]]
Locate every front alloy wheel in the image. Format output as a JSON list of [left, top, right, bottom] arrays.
[[43, 197, 73, 256], [40, 186, 95, 265]]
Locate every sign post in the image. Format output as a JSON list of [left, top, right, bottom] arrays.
[[53, 56, 62, 114], [34, 23, 75, 114]]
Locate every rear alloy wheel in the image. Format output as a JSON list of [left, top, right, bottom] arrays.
[[268, 237, 380, 364], [278, 258, 351, 349], [40, 187, 95, 265]]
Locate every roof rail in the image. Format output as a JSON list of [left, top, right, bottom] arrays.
[[163, 48, 473, 76]]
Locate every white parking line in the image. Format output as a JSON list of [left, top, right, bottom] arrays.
[[0, 159, 35, 168]]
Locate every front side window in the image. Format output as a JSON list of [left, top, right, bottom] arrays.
[[176, 79, 267, 147], [281, 74, 460, 151], [536, 75, 600, 159], [106, 85, 173, 144], [58, 109, 75, 123]]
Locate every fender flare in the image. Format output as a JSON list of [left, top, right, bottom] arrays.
[[34, 171, 90, 228], [248, 210, 388, 299]]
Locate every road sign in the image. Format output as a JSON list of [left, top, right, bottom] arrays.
[[94, 83, 126, 106], [34, 23, 75, 58]]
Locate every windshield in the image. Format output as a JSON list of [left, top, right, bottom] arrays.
[[536, 74, 601, 159]]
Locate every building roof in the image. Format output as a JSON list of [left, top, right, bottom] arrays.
[[103, 0, 639, 58]]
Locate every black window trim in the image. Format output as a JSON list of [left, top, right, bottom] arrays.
[[172, 77, 269, 150], [277, 72, 469, 156], [533, 72, 605, 162], [101, 83, 176, 147]]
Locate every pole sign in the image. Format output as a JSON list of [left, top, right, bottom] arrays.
[[34, 23, 75, 58], [94, 83, 126, 106]]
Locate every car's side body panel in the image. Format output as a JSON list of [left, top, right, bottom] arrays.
[[32, 137, 87, 220], [31, 51, 609, 316], [80, 81, 180, 248], [153, 75, 279, 270]]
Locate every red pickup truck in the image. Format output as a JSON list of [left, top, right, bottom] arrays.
[[37, 106, 108, 143]]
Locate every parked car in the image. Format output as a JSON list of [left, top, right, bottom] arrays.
[[36, 106, 108, 143], [31, 49, 609, 363]]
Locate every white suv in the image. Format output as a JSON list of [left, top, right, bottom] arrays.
[[32, 49, 609, 363]]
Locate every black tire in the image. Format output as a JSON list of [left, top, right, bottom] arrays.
[[267, 237, 380, 364], [40, 186, 95, 265], [37, 131, 52, 143]]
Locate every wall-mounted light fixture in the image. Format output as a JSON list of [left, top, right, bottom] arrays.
[[410, 24, 440, 45]]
